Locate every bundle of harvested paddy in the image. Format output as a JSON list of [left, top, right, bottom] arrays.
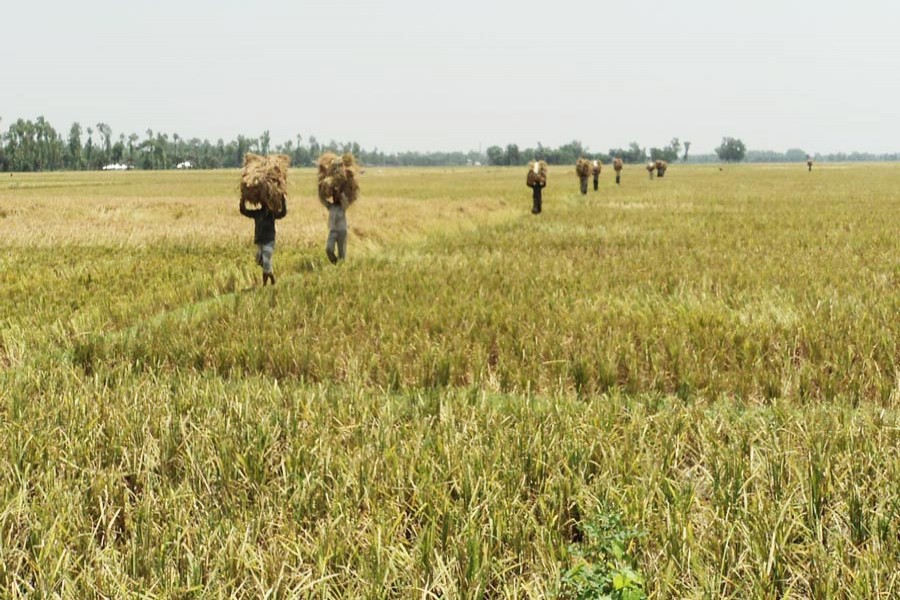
[[591, 160, 602, 176], [613, 158, 624, 172], [655, 160, 668, 177], [317, 152, 360, 205], [646, 162, 656, 179], [575, 158, 591, 178], [240, 153, 290, 212], [526, 160, 548, 187]]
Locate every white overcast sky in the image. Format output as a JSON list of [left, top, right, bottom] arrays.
[[3, 0, 899, 154]]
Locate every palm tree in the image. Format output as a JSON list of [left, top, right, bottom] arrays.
[[85, 126, 94, 167], [128, 133, 139, 164]]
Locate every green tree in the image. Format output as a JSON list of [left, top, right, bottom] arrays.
[[85, 126, 94, 168], [140, 129, 154, 169], [112, 134, 126, 163], [0, 116, 6, 170], [715, 137, 747, 163], [557, 140, 586, 165], [96, 123, 112, 155], [172, 133, 180, 163], [486, 145, 505, 166], [668, 137, 681, 161], [154, 133, 168, 168], [236, 135, 251, 166], [127, 133, 139, 165], [650, 138, 681, 163], [784, 148, 808, 162], [505, 143, 520, 166], [608, 143, 646, 164]]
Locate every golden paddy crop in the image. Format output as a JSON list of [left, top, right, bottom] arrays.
[[1, 163, 898, 597]]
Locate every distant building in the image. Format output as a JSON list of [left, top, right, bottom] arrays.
[[176, 161, 194, 169], [102, 163, 131, 171]]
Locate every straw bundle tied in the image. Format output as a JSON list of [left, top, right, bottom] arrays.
[[575, 158, 591, 178], [317, 152, 360, 205], [240, 153, 290, 212], [526, 160, 548, 187], [614, 158, 623, 172], [592, 160, 602, 175], [655, 160, 668, 176]]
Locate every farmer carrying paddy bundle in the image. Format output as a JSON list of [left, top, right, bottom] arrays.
[[575, 158, 591, 195], [317, 152, 360, 264], [614, 157, 624, 185], [646, 161, 656, 180], [655, 160, 668, 178], [239, 153, 289, 286], [807, 155, 814, 172], [526, 160, 548, 214], [591, 160, 602, 191]]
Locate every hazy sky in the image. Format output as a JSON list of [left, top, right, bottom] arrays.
[[4, 0, 899, 154]]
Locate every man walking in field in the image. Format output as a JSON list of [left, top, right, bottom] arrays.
[[531, 178, 546, 214], [592, 160, 601, 191], [317, 152, 359, 264], [320, 188, 349, 264], [614, 157, 623, 184], [527, 160, 548, 214], [240, 195, 287, 286], [576, 158, 591, 195]]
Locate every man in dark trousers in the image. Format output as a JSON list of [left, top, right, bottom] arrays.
[[530, 178, 546, 214], [240, 196, 287, 286], [592, 160, 601, 191]]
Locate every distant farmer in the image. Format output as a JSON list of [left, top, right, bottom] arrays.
[[576, 158, 591, 195], [240, 195, 287, 286], [646, 161, 655, 179], [591, 160, 602, 191], [317, 152, 360, 264], [239, 153, 290, 286], [655, 160, 668, 178], [527, 160, 548, 214], [614, 157, 624, 185], [807, 155, 813, 172]]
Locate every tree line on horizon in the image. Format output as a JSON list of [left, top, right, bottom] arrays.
[[2, 116, 898, 173]]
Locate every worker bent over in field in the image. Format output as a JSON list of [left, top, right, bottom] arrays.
[[240, 195, 287, 286], [320, 188, 349, 264]]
